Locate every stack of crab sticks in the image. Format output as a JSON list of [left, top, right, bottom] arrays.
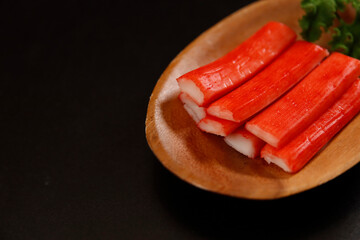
[[176, 21, 360, 173]]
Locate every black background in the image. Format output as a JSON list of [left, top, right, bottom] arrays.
[[1, 0, 360, 239]]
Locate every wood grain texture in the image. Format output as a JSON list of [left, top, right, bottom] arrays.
[[145, 0, 360, 199]]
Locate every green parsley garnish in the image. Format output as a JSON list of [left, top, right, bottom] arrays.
[[299, 0, 360, 58]]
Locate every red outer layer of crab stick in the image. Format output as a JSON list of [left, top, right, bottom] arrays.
[[177, 21, 296, 107], [197, 115, 241, 137], [224, 127, 266, 158], [246, 52, 360, 148], [207, 41, 329, 122], [261, 78, 360, 173], [179, 93, 241, 136]]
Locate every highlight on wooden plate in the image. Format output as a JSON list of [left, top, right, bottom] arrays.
[[145, 0, 360, 199]]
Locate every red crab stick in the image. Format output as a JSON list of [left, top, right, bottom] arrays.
[[224, 127, 266, 158], [261, 78, 360, 173], [177, 21, 296, 107], [198, 115, 240, 137], [207, 41, 329, 122], [246, 52, 360, 148], [179, 93, 241, 136], [179, 92, 206, 123]]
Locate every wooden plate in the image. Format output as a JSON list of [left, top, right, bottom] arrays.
[[145, 0, 360, 199]]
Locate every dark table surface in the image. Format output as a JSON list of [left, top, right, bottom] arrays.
[[1, 0, 360, 239]]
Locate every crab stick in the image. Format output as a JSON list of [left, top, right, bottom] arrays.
[[261, 78, 360, 173], [179, 92, 206, 123], [225, 127, 266, 158], [197, 115, 240, 137], [207, 41, 329, 122], [179, 93, 241, 136], [246, 52, 360, 148], [177, 21, 296, 107]]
